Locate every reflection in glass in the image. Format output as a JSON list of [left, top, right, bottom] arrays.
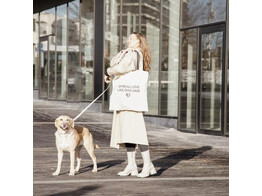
[[39, 40, 48, 98], [181, 0, 226, 28], [56, 4, 67, 100], [200, 31, 223, 131], [225, 64, 229, 134], [33, 13, 39, 89], [141, 0, 160, 115], [179, 29, 197, 129], [39, 8, 56, 37], [104, 0, 121, 110], [67, 0, 81, 101], [160, 0, 180, 116], [48, 35, 56, 99], [39, 7, 55, 98], [81, 0, 94, 100], [122, 0, 139, 48]]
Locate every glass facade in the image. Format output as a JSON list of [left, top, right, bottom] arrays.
[[181, 0, 226, 28], [34, 0, 228, 135], [35, 0, 94, 101], [103, 0, 180, 117]]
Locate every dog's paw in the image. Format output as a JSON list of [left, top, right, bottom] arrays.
[[74, 168, 80, 172], [92, 169, 97, 173], [69, 171, 75, 176], [52, 171, 60, 176]]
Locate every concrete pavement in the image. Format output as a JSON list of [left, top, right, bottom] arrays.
[[33, 98, 229, 196]]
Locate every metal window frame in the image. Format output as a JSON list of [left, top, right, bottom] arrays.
[[224, 0, 229, 136], [158, 0, 163, 116], [55, 7, 58, 99], [66, 2, 69, 100], [93, 0, 104, 100]]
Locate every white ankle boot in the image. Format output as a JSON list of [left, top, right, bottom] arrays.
[[137, 150, 157, 178], [118, 151, 138, 176]]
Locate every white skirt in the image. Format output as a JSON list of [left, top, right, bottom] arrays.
[[110, 110, 149, 149]]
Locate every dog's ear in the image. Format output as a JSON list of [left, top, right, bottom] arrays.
[[55, 117, 59, 128], [70, 118, 74, 128]]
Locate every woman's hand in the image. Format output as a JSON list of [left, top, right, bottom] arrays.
[[104, 75, 111, 84]]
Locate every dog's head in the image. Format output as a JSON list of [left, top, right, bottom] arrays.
[[55, 115, 74, 133]]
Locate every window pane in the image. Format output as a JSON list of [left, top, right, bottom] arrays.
[[141, 0, 160, 115], [56, 4, 67, 100], [81, 0, 95, 100], [40, 8, 55, 36], [122, 0, 139, 48], [48, 35, 56, 99], [67, 0, 81, 101], [39, 40, 48, 98], [33, 13, 39, 89], [200, 31, 223, 131], [160, 0, 180, 116], [179, 29, 197, 129], [181, 0, 226, 28], [104, 0, 121, 110], [39, 8, 55, 98]]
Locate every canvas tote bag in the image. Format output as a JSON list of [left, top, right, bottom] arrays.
[[109, 50, 148, 112]]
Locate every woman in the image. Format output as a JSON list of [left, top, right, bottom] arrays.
[[104, 32, 156, 178]]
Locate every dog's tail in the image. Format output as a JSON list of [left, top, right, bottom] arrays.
[[94, 144, 100, 149]]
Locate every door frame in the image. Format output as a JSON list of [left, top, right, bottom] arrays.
[[197, 24, 226, 135]]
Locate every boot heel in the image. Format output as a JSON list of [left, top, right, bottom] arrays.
[[131, 170, 138, 176], [149, 167, 157, 175]]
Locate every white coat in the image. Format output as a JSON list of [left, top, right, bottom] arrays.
[[107, 48, 149, 149]]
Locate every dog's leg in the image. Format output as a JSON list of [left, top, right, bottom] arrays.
[[69, 150, 76, 176], [85, 145, 97, 173], [53, 149, 63, 176], [75, 146, 82, 172]]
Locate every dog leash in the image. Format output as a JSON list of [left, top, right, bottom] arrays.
[[73, 82, 111, 121]]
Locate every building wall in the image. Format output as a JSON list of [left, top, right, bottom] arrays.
[[33, 0, 228, 134]]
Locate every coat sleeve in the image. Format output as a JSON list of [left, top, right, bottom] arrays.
[[109, 50, 125, 67], [107, 51, 137, 76]]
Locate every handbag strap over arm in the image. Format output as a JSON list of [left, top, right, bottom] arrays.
[[134, 50, 142, 71]]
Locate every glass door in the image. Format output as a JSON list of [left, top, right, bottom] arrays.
[[198, 25, 225, 133]]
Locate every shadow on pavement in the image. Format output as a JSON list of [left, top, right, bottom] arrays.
[[46, 185, 101, 196], [149, 146, 213, 176], [76, 159, 125, 174]]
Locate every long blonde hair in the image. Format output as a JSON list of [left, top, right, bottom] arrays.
[[132, 32, 151, 72]]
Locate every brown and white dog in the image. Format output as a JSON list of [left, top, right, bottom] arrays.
[[53, 115, 99, 176]]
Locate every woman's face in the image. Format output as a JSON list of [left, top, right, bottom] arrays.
[[127, 34, 140, 49]]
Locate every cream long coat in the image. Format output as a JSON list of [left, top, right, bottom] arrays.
[[107, 48, 149, 149]]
